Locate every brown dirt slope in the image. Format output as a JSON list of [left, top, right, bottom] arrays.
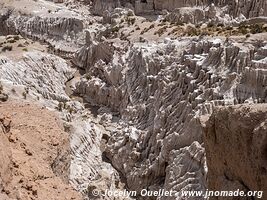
[[0, 101, 82, 200]]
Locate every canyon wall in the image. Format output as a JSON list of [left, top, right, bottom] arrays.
[[1, 0, 267, 199], [74, 33, 267, 198], [92, 0, 267, 18], [202, 104, 267, 199]]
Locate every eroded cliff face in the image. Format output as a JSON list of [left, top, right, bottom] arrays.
[[202, 104, 267, 199], [74, 33, 267, 198], [0, 0, 267, 199]]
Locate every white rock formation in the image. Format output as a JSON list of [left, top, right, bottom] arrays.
[[0, 52, 74, 103], [74, 36, 267, 198]]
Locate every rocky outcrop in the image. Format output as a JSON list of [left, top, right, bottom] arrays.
[[0, 2, 86, 56], [228, 0, 267, 18], [0, 38, 131, 199], [155, 0, 267, 18], [6, 14, 84, 55], [0, 51, 75, 102], [92, 0, 266, 20], [0, 101, 82, 200], [165, 7, 206, 24], [74, 36, 267, 198], [202, 104, 267, 199], [73, 31, 114, 71], [0, 8, 12, 36]]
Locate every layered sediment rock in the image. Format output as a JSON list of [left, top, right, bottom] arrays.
[[75, 36, 267, 198], [92, 0, 266, 22], [202, 104, 267, 199], [0, 2, 86, 56], [1, 0, 267, 199], [0, 43, 131, 199], [92, 0, 122, 15], [0, 52, 75, 102], [73, 31, 114, 70]]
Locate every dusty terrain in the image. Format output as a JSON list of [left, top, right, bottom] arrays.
[[0, 0, 266, 200], [0, 101, 82, 200]]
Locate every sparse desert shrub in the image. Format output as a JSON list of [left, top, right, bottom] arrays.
[[127, 10, 134, 17], [169, 27, 182, 35], [2, 45, 12, 52], [149, 24, 155, 29], [140, 27, 149, 34], [17, 43, 25, 47], [226, 26, 233, 30], [22, 91, 27, 99], [239, 27, 249, 35], [238, 24, 249, 35], [195, 24, 201, 29], [161, 18, 167, 23], [13, 35, 20, 40], [7, 39, 16, 43], [22, 48, 28, 51], [111, 25, 122, 33], [158, 21, 167, 26], [175, 22, 184, 26], [57, 102, 64, 111], [207, 22, 215, 28], [186, 25, 199, 36], [155, 26, 168, 36], [250, 23, 264, 34], [126, 17, 136, 26], [85, 73, 91, 80]]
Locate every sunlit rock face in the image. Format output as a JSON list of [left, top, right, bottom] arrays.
[[0, 0, 267, 199], [202, 104, 267, 200], [74, 35, 267, 198]]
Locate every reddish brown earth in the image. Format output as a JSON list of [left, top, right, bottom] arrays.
[[0, 101, 82, 200]]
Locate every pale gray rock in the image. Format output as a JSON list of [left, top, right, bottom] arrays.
[[165, 7, 205, 24], [0, 52, 75, 102], [75, 36, 267, 199], [73, 31, 114, 71], [92, 0, 121, 15]]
